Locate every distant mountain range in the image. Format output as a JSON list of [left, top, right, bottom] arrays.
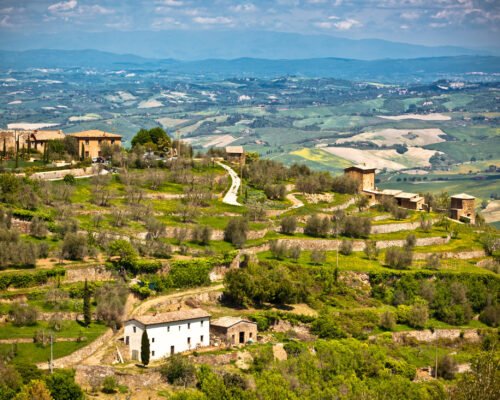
[[0, 30, 492, 61], [1, 49, 499, 82]]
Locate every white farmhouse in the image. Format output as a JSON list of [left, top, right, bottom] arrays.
[[124, 308, 211, 361]]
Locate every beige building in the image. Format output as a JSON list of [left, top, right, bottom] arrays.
[[67, 130, 122, 159], [225, 146, 245, 165], [30, 130, 65, 152], [450, 193, 475, 224], [210, 317, 257, 345], [344, 165, 376, 192]]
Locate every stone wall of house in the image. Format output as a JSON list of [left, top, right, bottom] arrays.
[[11, 218, 31, 234]]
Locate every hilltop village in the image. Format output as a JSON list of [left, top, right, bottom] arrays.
[[0, 125, 497, 399]]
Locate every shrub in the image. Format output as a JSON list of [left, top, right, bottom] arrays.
[[61, 233, 88, 260], [342, 216, 371, 238], [339, 240, 353, 256], [30, 217, 48, 239], [192, 225, 212, 245], [304, 214, 330, 237], [436, 355, 458, 380], [479, 304, 500, 327], [9, 303, 38, 326], [310, 250, 326, 265], [45, 369, 84, 400], [426, 254, 441, 269], [224, 218, 248, 248], [331, 175, 358, 194], [380, 311, 396, 331], [101, 376, 118, 394], [264, 184, 286, 200], [288, 244, 301, 261], [269, 240, 288, 260], [391, 207, 408, 220], [408, 302, 429, 329], [283, 341, 308, 357], [63, 174, 76, 185], [280, 216, 297, 235], [364, 240, 379, 260], [160, 355, 196, 387], [405, 234, 417, 249], [95, 281, 128, 329], [385, 247, 413, 269], [311, 310, 347, 339]]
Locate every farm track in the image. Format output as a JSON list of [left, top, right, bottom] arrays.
[[217, 161, 242, 206]]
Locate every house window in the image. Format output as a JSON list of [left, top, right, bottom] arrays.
[[200, 335, 204, 342], [167, 326, 170, 332], [249, 332, 253, 339], [125, 336, 129, 345], [179, 326, 181, 331], [85, 140, 89, 145], [98, 139, 102, 144], [111, 140, 115, 144], [201, 320, 204, 327], [152, 338, 155, 343], [152, 351, 155, 356], [187, 337, 191, 345], [133, 327, 136, 333], [188, 323, 191, 329]]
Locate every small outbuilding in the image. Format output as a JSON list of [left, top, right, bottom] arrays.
[[450, 193, 475, 224], [225, 146, 245, 165], [210, 317, 257, 345], [344, 165, 376, 192]]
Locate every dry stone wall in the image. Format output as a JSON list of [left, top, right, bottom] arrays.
[[392, 329, 481, 344], [65, 265, 114, 283]]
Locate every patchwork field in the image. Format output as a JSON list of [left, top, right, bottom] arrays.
[[336, 128, 446, 147], [378, 113, 451, 121]]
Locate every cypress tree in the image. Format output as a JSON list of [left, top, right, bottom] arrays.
[[83, 279, 91, 327], [141, 330, 150, 367], [81, 143, 85, 161]]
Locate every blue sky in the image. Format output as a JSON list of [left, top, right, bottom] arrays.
[[0, 0, 499, 48]]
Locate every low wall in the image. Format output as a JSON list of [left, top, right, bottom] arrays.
[[65, 265, 114, 283], [392, 329, 481, 344], [29, 166, 99, 181], [75, 365, 163, 390], [413, 250, 485, 260]]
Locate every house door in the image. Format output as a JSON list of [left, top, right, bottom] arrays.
[[170, 345, 175, 355], [132, 350, 138, 360], [239, 332, 245, 344]]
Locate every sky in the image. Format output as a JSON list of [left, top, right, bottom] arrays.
[[0, 0, 499, 49]]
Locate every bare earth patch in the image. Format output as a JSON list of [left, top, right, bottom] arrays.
[[378, 113, 451, 121], [156, 117, 189, 128], [138, 99, 163, 109], [321, 146, 438, 170], [483, 200, 500, 224], [336, 128, 446, 147]]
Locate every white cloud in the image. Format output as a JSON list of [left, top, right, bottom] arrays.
[[157, 0, 184, 6], [230, 3, 257, 13], [152, 17, 183, 29], [0, 15, 12, 27], [315, 21, 334, 29], [48, 0, 77, 13], [328, 15, 340, 20], [400, 24, 410, 29], [400, 11, 419, 20], [84, 5, 114, 15], [334, 18, 361, 30], [0, 7, 13, 14], [193, 16, 233, 25]]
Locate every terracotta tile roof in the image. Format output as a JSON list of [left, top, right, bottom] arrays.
[[451, 193, 475, 200], [31, 130, 65, 141], [226, 146, 244, 154], [67, 130, 122, 139], [129, 308, 210, 326], [211, 316, 256, 328]]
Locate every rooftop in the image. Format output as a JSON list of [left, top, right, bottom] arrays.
[[451, 193, 475, 200], [225, 145, 244, 154], [128, 308, 211, 326], [211, 316, 256, 328], [344, 165, 376, 172], [31, 130, 65, 141], [395, 192, 419, 199], [67, 130, 122, 139]]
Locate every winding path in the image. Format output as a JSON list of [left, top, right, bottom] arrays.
[[217, 161, 242, 206]]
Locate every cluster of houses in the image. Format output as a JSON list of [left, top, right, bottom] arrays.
[[124, 309, 257, 361], [344, 165, 476, 223], [0, 129, 122, 159]]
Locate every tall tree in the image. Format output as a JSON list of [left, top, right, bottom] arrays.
[[83, 279, 91, 327], [141, 330, 150, 367]]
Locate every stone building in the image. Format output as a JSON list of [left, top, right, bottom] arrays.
[[394, 192, 425, 211], [225, 146, 245, 165], [30, 130, 65, 152], [450, 193, 475, 224], [344, 165, 376, 192], [67, 130, 122, 159], [210, 317, 257, 345], [124, 308, 211, 361]]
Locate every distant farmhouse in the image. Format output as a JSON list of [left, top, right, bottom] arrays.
[[30, 130, 65, 152], [344, 165, 475, 221], [210, 317, 257, 345], [68, 130, 122, 159], [124, 308, 210, 361], [225, 145, 245, 165]]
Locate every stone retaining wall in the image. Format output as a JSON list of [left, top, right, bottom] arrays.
[[372, 221, 423, 234], [29, 166, 99, 181], [413, 250, 485, 261], [392, 329, 481, 344], [75, 365, 163, 390], [37, 328, 113, 369], [65, 265, 114, 283], [11, 218, 31, 234]]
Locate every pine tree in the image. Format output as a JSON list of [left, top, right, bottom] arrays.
[[83, 279, 91, 327], [141, 330, 150, 367]]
